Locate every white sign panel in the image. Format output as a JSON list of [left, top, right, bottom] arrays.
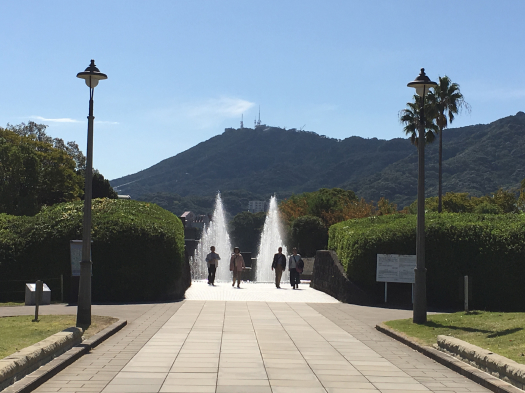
[[376, 254, 416, 283], [70, 240, 92, 276]]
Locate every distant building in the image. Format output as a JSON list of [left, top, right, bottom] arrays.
[[117, 195, 131, 199], [248, 201, 268, 213], [180, 211, 211, 241], [180, 211, 195, 227], [179, 211, 211, 230], [192, 214, 211, 230]]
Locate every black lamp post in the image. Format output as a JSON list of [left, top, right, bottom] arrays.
[[76, 60, 107, 327], [407, 68, 437, 324]]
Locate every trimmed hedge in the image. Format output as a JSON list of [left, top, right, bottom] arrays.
[[0, 199, 185, 302], [329, 213, 525, 311]]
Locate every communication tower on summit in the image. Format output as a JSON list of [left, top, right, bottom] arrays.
[[257, 106, 261, 126], [240, 114, 244, 129]]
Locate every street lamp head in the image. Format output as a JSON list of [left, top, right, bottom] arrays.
[[407, 68, 437, 96], [77, 60, 107, 88]]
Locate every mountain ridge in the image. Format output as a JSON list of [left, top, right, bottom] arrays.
[[111, 112, 525, 210]]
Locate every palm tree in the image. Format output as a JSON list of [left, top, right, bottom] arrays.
[[428, 76, 470, 212], [399, 95, 438, 146]]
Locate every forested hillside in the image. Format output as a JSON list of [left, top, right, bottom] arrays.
[[111, 112, 525, 212]]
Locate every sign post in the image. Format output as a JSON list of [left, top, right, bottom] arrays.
[[376, 254, 416, 303]]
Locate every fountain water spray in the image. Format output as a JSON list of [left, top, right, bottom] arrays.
[[192, 192, 232, 282], [256, 195, 288, 283]]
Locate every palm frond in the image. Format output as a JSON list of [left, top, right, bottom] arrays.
[[399, 94, 437, 146]]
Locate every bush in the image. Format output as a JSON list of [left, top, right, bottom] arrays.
[[291, 215, 328, 257], [0, 199, 185, 302], [329, 213, 525, 311]]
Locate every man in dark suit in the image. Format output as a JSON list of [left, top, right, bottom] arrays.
[[271, 247, 286, 288]]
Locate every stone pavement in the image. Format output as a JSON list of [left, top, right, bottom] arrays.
[[2, 282, 491, 393]]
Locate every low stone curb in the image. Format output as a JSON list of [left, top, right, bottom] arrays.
[[0, 327, 83, 391], [2, 319, 127, 393], [376, 323, 523, 393], [437, 335, 525, 391]]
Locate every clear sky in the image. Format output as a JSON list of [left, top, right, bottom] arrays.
[[1, 0, 524, 180]]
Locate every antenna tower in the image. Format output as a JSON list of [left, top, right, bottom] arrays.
[[257, 106, 261, 126], [240, 114, 244, 129]]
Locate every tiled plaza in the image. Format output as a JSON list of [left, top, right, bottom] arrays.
[[184, 281, 339, 302], [7, 282, 490, 393]]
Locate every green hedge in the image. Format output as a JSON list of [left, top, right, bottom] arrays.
[[0, 199, 185, 302], [329, 213, 525, 311]]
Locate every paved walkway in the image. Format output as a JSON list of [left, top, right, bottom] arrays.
[[184, 281, 339, 302], [2, 282, 490, 392]]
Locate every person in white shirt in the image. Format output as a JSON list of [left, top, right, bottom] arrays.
[[288, 247, 304, 289]]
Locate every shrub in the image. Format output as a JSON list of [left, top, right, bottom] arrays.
[[329, 213, 525, 311], [0, 199, 185, 302]]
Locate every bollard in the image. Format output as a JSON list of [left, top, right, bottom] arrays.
[[464, 275, 469, 312], [33, 280, 43, 322], [60, 274, 64, 303]]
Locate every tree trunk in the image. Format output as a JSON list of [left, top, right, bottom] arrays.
[[438, 127, 443, 213]]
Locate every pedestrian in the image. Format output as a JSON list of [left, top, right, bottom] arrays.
[[271, 247, 286, 288], [288, 247, 304, 289], [205, 246, 220, 286], [230, 247, 245, 288]]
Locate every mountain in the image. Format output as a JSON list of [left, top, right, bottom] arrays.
[[111, 112, 525, 213]]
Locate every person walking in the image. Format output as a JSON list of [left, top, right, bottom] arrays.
[[271, 247, 286, 288], [230, 247, 245, 288], [205, 246, 220, 286], [288, 247, 304, 289]]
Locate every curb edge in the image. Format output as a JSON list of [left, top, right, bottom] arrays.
[[4, 318, 127, 393], [375, 323, 523, 393]]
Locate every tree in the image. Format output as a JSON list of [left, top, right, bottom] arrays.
[[0, 128, 83, 215], [279, 188, 359, 226], [6, 121, 52, 144], [428, 76, 470, 213], [399, 95, 438, 146], [7, 121, 86, 171], [78, 170, 119, 200], [0, 137, 40, 215], [290, 215, 328, 257], [229, 211, 266, 253]]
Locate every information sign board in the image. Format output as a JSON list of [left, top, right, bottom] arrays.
[[70, 240, 92, 276], [376, 254, 416, 283]]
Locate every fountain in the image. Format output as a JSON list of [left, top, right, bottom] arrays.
[[192, 192, 232, 282], [255, 195, 288, 283]]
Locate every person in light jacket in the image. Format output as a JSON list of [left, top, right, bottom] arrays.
[[230, 247, 245, 288], [288, 247, 303, 289]]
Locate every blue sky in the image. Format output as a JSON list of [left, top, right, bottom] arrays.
[[1, 1, 524, 180]]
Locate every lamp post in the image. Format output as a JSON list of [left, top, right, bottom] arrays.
[[407, 68, 436, 324], [76, 60, 107, 327]]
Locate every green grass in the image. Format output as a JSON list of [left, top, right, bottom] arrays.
[[385, 311, 525, 364], [0, 315, 118, 359], [0, 301, 64, 306]]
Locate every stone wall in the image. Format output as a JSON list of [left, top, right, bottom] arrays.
[[310, 250, 374, 305]]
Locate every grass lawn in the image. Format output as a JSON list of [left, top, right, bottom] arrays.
[[0, 315, 118, 359], [385, 311, 525, 364], [0, 301, 63, 307]]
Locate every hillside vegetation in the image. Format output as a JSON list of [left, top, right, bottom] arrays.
[[111, 112, 525, 210]]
